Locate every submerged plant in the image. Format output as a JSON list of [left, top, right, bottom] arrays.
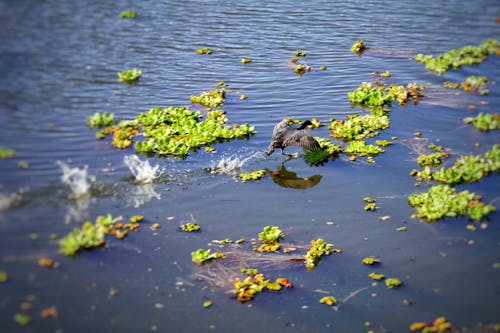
[[191, 249, 226, 265], [408, 184, 495, 222], [304, 238, 335, 271], [464, 113, 500, 131], [414, 39, 500, 75], [239, 169, 266, 182], [118, 69, 142, 83]]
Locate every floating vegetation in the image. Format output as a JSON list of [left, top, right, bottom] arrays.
[[364, 203, 377, 211], [319, 296, 337, 306], [119, 11, 137, 19], [319, 65, 327, 70], [345, 140, 384, 156], [364, 197, 376, 203], [362, 257, 381, 265], [203, 300, 212, 308], [181, 222, 201, 232], [408, 185, 495, 222], [258, 226, 284, 244], [0, 270, 7, 282], [196, 47, 213, 55], [0, 148, 15, 159], [191, 248, 226, 265], [328, 114, 390, 141], [129, 215, 144, 223], [417, 152, 448, 167], [232, 272, 293, 302], [190, 89, 225, 108], [461, 76, 489, 94], [410, 316, 452, 332], [86, 112, 115, 128], [368, 272, 385, 280], [351, 40, 366, 54], [375, 139, 392, 147], [413, 144, 499, 185], [118, 69, 142, 83], [303, 149, 329, 165], [348, 82, 424, 107], [314, 137, 343, 156], [295, 50, 307, 57], [59, 214, 126, 256], [240, 58, 252, 64], [414, 39, 500, 75], [464, 113, 500, 131], [385, 277, 402, 288], [239, 169, 267, 182], [294, 64, 311, 76], [92, 105, 255, 158], [14, 313, 31, 326], [304, 238, 335, 271]]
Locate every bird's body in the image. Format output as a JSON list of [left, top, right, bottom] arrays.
[[265, 119, 322, 156]]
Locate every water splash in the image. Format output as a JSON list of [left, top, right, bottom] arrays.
[[0, 192, 22, 212], [56, 161, 92, 199], [124, 155, 162, 184], [209, 152, 261, 175], [128, 184, 161, 208]]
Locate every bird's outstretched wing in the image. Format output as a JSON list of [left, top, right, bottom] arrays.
[[284, 131, 322, 152], [271, 119, 289, 139]]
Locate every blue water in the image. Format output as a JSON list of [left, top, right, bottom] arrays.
[[1, 1, 499, 332]]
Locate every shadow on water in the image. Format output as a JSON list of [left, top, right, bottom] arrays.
[[270, 163, 322, 190]]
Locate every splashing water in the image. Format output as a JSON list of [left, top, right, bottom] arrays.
[[209, 152, 262, 175], [124, 155, 162, 184], [56, 161, 92, 199]]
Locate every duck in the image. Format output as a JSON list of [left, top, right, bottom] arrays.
[[265, 119, 322, 156]]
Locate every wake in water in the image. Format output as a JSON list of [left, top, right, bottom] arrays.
[[124, 155, 163, 184], [208, 151, 262, 175], [56, 161, 92, 199]]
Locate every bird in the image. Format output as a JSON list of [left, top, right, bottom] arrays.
[[265, 119, 322, 156]]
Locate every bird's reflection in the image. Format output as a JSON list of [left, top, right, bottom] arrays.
[[270, 163, 322, 189]]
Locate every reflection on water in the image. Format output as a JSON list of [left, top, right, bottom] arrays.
[[64, 196, 90, 224], [56, 161, 93, 199], [128, 183, 161, 208], [270, 164, 322, 189]]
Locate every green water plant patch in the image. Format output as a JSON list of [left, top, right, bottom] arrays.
[[414, 144, 500, 184], [464, 113, 500, 131], [86, 112, 115, 128], [328, 114, 389, 141], [118, 69, 141, 83], [417, 152, 448, 167], [362, 257, 381, 265], [0, 148, 15, 159], [368, 272, 385, 280], [196, 47, 212, 55], [348, 82, 393, 107], [345, 140, 384, 156], [190, 89, 225, 108], [385, 277, 402, 288], [414, 39, 500, 75], [319, 296, 337, 306], [461, 76, 489, 94], [181, 222, 201, 232], [191, 248, 226, 265], [304, 238, 335, 271], [119, 11, 137, 18], [408, 184, 495, 222], [314, 137, 343, 156], [351, 40, 366, 54], [239, 169, 266, 182], [254, 226, 284, 252], [232, 272, 293, 302], [410, 316, 452, 332]]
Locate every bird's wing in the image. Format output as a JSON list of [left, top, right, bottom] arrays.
[[271, 119, 289, 138], [284, 131, 322, 152]]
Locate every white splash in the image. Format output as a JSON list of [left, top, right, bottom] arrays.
[[209, 152, 261, 175], [129, 184, 161, 208], [124, 155, 162, 184], [0, 192, 22, 211], [57, 161, 92, 199]]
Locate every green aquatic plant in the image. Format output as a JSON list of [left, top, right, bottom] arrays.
[[328, 114, 390, 141], [408, 184, 496, 222], [460, 75, 489, 94], [368, 272, 385, 280], [232, 273, 293, 302], [417, 152, 447, 167], [414, 144, 500, 184], [191, 249, 226, 265], [414, 39, 500, 75], [258, 226, 284, 244], [351, 40, 366, 54], [190, 89, 225, 108], [294, 64, 308, 76], [119, 11, 137, 18], [240, 58, 252, 64], [196, 47, 213, 55], [464, 113, 500, 131], [348, 82, 393, 107], [129, 215, 144, 223], [303, 150, 329, 165], [86, 112, 115, 128], [295, 50, 307, 57], [364, 203, 377, 211], [345, 140, 384, 156], [362, 257, 381, 265], [14, 313, 31, 326], [314, 137, 343, 156], [0, 148, 15, 159], [375, 140, 392, 147], [319, 296, 337, 306], [181, 222, 201, 232], [385, 277, 402, 288], [304, 238, 335, 271], [239, 169, 266, 182], [0, 270, 8, 282], [118, 69, 142, 83]]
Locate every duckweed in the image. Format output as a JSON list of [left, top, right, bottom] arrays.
[[328, 114, 390, 141], [191, 248, 226, 265], [239, 169, 266, 182], [319, 296, 337, 306], [118, 69, 142, 83], [414, 39, 500, 75], [196, 47, 213, 55], [385, 278, 402, 288], [190, 89, 225, 108], [0, 148, 15, 159], [232, 272, 292, 302], [414, 144, 500, 184], [86, 112, 115, 128], [181, 223, 201, 232], [410, 316, 452, 332], [305, 238, 335, 271], [408, 184, 495, 222], [345, 140, 384, 156], [351, 40, 366, 54], [464, 113, 500, 131]]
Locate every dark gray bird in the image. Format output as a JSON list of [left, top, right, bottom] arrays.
[[265, 119, 322, 156]]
